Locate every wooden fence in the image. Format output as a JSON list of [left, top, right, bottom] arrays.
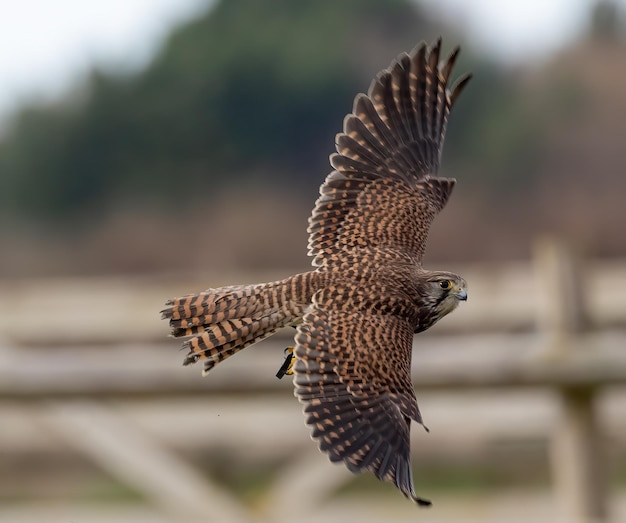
[[1, 239, 626, 522]]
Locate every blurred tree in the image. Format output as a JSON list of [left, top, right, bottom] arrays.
[[590, 0, 623, 42], [0, 0, 447, 223], [0, 0, 553, 275]]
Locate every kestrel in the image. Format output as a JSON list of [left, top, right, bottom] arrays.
[[162, 38, 471, 506]]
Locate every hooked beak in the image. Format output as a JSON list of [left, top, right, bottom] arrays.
[[455, 289, 468, 301]]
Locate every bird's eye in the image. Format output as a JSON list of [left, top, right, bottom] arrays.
[[439, 280, 451, 290]]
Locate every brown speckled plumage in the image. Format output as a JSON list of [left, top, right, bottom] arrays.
[[161, 39, 471, 506]]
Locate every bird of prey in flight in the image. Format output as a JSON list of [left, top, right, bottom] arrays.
[[162, 38, 471, 506]]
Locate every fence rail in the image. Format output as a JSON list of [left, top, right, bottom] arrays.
[[1, 334, 625, 400], [2, 257, 626, 347], [2, 240, 626, 523]]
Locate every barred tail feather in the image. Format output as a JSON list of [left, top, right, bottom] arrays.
[[183, 313, 290, 375], [161, 274, 314, 374]]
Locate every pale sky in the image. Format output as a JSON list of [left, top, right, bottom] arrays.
[[421, 0, 595, 61], [0, 0, 210, 124], [0, 0, 621, 127]]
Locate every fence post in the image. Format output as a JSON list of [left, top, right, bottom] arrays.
[[534, 238, 607, 523]]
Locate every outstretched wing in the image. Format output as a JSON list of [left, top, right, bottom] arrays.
[[308, 39, 471, 267], [293, 287, 430, 505]]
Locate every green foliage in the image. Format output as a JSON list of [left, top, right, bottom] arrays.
[[0, 0, 531, 227], [0, 0, 425, 222], [447, 63, 543, 194]]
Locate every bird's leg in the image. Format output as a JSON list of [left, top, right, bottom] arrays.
[[276, 347, 295, 379]]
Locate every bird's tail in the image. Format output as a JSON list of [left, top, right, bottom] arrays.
[[161, 273, 316, 375]]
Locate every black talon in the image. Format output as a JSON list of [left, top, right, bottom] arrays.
[[276, 349, 295, 379]]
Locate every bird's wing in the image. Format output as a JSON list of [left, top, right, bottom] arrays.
[[293, 286, 430, 505], [308, 39, 470, 266]]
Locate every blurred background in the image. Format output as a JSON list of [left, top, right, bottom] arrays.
[[1, 0, 626, 522]]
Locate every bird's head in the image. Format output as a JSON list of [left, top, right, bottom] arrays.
[[418, 271, 467, 326]]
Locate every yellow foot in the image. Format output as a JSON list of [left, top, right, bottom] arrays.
[[276, 347, 295, 379]]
